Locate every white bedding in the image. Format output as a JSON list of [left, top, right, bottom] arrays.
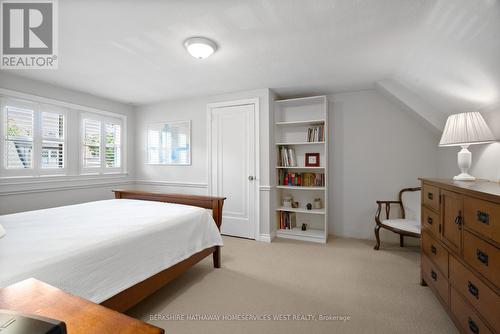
[[0, 199, 223, 303]]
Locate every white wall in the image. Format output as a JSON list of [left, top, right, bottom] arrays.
[[134, 88, 274, 241], [0, 73, 136, 214], [135, 88, 440, 244], [439, 107, 500, 181], [330, 90, 441, 243]]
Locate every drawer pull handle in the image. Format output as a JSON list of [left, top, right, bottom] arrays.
[[431, 245, 437, 255], [477, 211, 489, 225], [455, 211, 462, 229], [427, 192, 433, 200], [427, 217, 433, 225], [431, 270, 437, 281], [467, 281, 479, 299], [476, 249, 488, 266], [468, 318, 479, 334]]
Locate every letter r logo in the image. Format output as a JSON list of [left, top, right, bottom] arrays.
[[2, 2, 53, 54]]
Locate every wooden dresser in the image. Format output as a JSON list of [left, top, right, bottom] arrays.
[[420, 179, 500, 334], [0, 278, 164, 334]]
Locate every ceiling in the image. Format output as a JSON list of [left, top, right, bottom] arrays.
[[2, 0, 500, 112]]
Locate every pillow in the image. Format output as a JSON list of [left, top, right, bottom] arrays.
[[0, 224, 5, 239]]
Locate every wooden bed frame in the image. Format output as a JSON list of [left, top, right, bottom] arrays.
[[99, 189, 226, 313]]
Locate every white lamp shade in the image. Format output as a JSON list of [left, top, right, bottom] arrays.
[[439, 112, 495, 147]]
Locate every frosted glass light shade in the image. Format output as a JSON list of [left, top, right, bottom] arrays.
[[439, 112, 495, 147], [184, 37, 217, 59]]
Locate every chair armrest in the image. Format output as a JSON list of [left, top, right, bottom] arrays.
[[376, 200, 401, 205], [375, 200, 403, 224]]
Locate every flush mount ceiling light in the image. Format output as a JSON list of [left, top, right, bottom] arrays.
[[184, 37, 217, 59]]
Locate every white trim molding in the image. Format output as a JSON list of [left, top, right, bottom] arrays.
[[134, 180, 208, 189], [258, 233, 275, 243], [259, 185, 275, 191], [0, 175, 133, 196]]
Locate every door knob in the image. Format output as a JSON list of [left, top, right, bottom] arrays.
[[248, 176, 254, 181]]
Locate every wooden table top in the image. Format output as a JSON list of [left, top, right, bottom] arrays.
[[0, 278, 164, 334]]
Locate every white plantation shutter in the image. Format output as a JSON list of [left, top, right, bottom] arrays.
[[105, 122, 121, 168], [1, 94, 126, 177], [5, 106, 34, 169], [41, 112, 64, 168], [83, 118, 101, 168], [147, 128, 160, 164]]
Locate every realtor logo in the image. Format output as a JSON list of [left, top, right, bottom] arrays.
[[1, 0, 58, 69]]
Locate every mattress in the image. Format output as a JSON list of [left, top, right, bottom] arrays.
[[0, 199, 223, 303]]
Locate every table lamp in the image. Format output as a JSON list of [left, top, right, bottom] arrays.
[[439, 112, 495, 181]]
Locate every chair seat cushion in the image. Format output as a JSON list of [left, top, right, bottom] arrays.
[[382, 219, 421, 235]]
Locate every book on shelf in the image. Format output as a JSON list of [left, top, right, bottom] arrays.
[[278, 211, 297, 230], [278, 146, 297, 167], [278, 171, 325, 187], [307, 124, 325, 142]]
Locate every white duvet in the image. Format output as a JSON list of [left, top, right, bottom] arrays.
[[0, 199, 223, 303]]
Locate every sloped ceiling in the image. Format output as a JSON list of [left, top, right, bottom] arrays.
[[2, 0, 499, 118]]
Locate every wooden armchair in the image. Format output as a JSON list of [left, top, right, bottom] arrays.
[[374, 187, 421, 250]]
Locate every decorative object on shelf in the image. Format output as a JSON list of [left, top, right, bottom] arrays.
[[301, 223, 307, 231], [313, 198, 322, 209], [306, 203, 312, 210], [292, 201, 299, 208], [282, 196, 293, 208], [305, 153, 320, 167], [147, 120, 191, 165], [439, 112, 495, 181]]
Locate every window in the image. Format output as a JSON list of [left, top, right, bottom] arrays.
[[41, 111, 64, 169], [147, 121, 191, 165], [83, 119, 101, 168], [81, 115, 122, 173], [1, 93, 126, 178], [5, 105, 34, 169], [2, 100, 67, 176], [105, 122, 121, 168]]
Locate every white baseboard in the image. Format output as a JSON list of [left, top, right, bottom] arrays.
[[258, 232, 276, 243]]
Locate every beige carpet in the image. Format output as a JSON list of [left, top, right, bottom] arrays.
[[127, 236, 458, 334]]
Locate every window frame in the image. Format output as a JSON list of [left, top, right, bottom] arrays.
[[0, 98, 68, 177], [0, 90, 127, 180], [38, 103, 67, 175], [80, 112, 123, 175], [146, 120, 192, 166]]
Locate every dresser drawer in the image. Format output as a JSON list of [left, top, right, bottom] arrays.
[[423, 184, 440, 212], [463, 230, 500, 288], [450, 287, 493, 334], [422, 254, 449, 304], [464, 197, 500, 245], [422, 230, 448, 276], [422, 206, 441, 238], [449, 255, 500, 332]]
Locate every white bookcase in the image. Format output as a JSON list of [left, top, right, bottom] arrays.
[[274, 96, 328, 243]]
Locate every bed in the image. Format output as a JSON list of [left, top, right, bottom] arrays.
[[0, 190, 225, 312]]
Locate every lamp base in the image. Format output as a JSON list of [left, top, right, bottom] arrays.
[[453, 173, 476, 181], [454, 146, 475, 181]]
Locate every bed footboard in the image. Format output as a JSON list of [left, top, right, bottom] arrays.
[[103, 190, 226, 312]]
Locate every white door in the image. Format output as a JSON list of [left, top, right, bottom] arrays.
[[209, 101, 257, 239]]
